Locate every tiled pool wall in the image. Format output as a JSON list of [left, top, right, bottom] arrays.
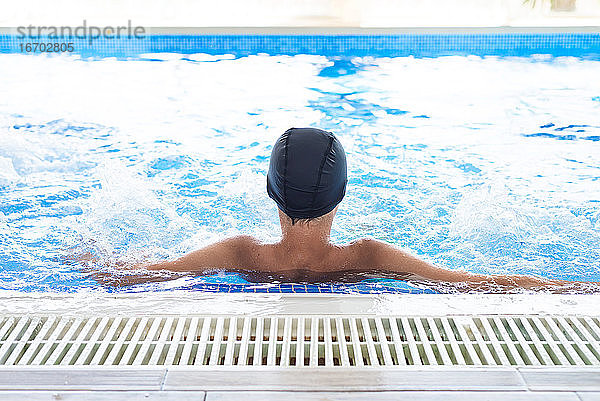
[[0, 31, 600, 58], [159, 282, 436, 294]]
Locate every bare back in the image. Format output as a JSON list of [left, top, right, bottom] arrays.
[[144, 235, 569, 291], [233, 237, 377, 281]]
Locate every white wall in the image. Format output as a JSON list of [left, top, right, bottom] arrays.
[[1, 0, 599, 27]]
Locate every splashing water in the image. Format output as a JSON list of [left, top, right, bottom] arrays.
[[0, 53, 599, 293]]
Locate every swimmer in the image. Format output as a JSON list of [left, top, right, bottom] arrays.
[[112, 127, 582, 291]]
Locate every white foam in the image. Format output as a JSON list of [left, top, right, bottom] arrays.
[[0, 156, 20, 187]]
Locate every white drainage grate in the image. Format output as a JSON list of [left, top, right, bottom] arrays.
[[1, 315, 600, 367]]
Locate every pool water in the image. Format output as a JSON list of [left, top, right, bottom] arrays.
[[0, 52, 599, 293]]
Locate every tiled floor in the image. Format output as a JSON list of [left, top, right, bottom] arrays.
[[0, 367, 600, 399], [0, 391, 590, 400]]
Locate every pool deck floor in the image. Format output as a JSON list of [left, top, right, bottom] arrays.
[[1, 366, 600, 400]]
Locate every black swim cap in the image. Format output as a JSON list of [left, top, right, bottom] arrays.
[[267, 127, 347, 219]]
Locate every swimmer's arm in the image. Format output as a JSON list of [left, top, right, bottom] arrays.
[[364, 239, 569, 291], [142, 236, 254, 272]]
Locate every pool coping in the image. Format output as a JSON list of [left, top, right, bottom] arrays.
[[1, 293, 599, 316], [1, 366, 600, 395]]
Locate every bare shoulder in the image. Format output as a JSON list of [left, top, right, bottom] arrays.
[[220, 235, 261, 252], [344, 238, 417, 271], [145, 235, 263, 272], [348, 238, 391, 253], [344, 238, 390, 267], [223, 235, 267, 268]]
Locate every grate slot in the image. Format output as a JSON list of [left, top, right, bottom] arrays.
[[518, 317, 554, 365], [180, 317, 199, 365], [251, 318, 262, 366], [323, 317, 333, 367], [374, 318, 393, 365], [530, 317, 570, 365], [279, 317, 292, 366], [34, 318, 70, 365], [468, 318, 494, 365], [0, 317, 30, 363], [399, 317, 421, 365], [440, 317, 465, 365], [426, 317, 452, 365], [192, 317, 210, 365], [581, 318, 600, 341], [165, 317, 187, 365], [119, 317, 149, 365], [131, 318, 160, 365], [77, 317, 110, 365], [208, 317, 224, 366], [3, 317, 42, 365], [335, 317, 350, 366], [237, 317, 251, 366], [387, 317, 406, 366], [89, 318, 122, 365], [491, 317, 524, 365], [17, 316, 57, 365], [295, 317, 304, 366], [505, 317, 539, 365], [453, 318, 484, 365], [47, 319, 83, 365], [0, 318, 16, 342], [104, 318, 137, 365], [361, 318, 378, 366], [59, 318, 97, 365], [266, 317, 277, 366], [569, 318, 600, 362], [184, 317, 201, 364], [545, 317, 588, 365], [223, 317, 237, 366], [348, 317, 364, 366], [149, 317, 174, 365], [414, 318, 437, 365]]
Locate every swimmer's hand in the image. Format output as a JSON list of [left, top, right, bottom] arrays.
[[64, 249, 181, 287], [76, 258, 183, 287], [86, 268, 182, 287]]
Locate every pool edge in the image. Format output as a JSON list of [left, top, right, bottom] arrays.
[[0, 293, 598, 316]]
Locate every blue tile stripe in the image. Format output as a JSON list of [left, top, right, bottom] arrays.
[[137, 282, 434, 294], [1, 33, 599, 58]]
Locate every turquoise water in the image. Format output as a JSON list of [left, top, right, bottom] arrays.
[[0, 53, 599, 293]]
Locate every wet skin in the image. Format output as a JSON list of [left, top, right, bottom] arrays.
[[96, 206, 590, 293]]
